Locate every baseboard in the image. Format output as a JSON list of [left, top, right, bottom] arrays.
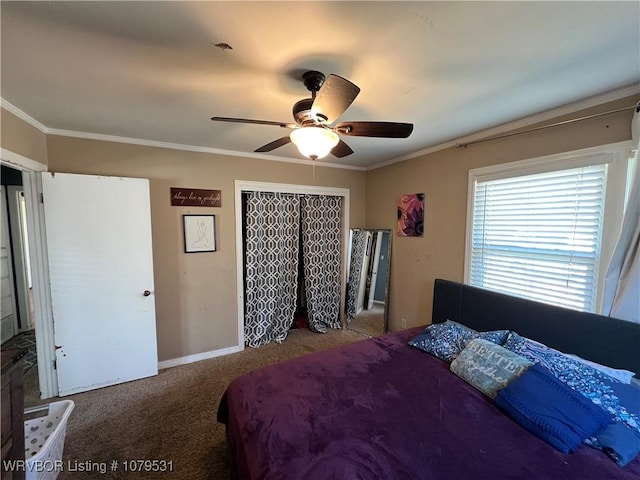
[[158, 345, 243, 370]]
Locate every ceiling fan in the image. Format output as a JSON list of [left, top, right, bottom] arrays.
[[211, 71, 414, 160]]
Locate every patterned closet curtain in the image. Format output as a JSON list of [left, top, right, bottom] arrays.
[[345, 229, 368, 322], [244, 192, 300, 347], [300, 195, 343, 333]]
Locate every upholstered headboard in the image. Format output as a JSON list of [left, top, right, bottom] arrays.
[[432, 278, 640, 375]]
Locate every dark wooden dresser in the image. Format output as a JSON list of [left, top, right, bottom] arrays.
[[1, 349, 26, 480]]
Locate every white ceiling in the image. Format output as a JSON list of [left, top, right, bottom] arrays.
[[1, 1, 639, 169]]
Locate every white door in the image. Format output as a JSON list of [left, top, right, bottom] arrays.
[[41, 172, 157, 396], [367, 232, 383, 310]]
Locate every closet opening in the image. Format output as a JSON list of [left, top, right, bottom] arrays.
[[235, 181, 350, 349]]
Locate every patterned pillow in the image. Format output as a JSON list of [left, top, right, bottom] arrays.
[[408, 320, 509, 363], [450, 338, 533, 398], [503, 332, 640, 436], [566, 354, 636, 384]]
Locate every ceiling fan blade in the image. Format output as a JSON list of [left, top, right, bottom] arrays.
[[334, 121, 414, 138], [331, 139, 354, 158], [311, 75, 360, 124], [254, 136, 292, 153], [211, 117, 296, 129]]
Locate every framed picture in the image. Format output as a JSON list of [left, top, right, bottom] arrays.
[[397, 193, 424, 237], [183, 214, 216, 253]]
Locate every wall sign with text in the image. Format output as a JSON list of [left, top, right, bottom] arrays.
[[171, 188, 221, 207]]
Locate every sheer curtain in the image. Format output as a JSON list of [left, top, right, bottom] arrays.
[[601, 102, 640, 323], [300, 195, 343, 333], [244, 192, 301, 347]]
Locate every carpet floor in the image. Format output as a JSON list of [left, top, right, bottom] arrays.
[[347, 304, 385, 337], [26, 328, 366, 480]]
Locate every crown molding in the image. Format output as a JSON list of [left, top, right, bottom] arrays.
[[1, 98, 48, 133], [0, 97, 364, 170], [4, 83, 637, 174], [46, 128, 366, 171], [0, 147, 47, 171], [367, 83, 640, 171]]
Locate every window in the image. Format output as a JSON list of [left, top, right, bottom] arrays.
[[465, 143, 632, 313]]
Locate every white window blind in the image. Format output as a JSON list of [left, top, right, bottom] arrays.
[[469, 164, 606, 312]]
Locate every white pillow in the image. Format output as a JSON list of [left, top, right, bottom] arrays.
[[566, 354, 636, 384]]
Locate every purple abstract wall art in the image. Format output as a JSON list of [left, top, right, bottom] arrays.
[[397, 193, 424, 237]]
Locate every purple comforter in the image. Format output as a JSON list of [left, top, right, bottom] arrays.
[[217, 329, 640, 480]]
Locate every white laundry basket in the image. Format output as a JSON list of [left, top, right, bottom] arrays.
[[24, 400, 75, 480]]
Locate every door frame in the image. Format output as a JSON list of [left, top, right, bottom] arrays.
[[234, 180, 350, 349], [1, 185, 19, 341], [1, 148, 58, 398], [7, 185, 32, 332]]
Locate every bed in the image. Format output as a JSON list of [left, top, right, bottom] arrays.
[[217, 279, 640, 479]]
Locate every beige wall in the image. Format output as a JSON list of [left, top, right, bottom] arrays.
[[366, 95, 640, 331], [2, 93, 637, 360], [1, 108, 48, 165], [45, 136, 366, 361]]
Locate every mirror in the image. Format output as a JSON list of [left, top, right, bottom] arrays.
[[345, 229, 391, 336]]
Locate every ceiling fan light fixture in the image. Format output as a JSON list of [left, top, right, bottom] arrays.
[[290, 127, 339, 160], [212, 71, 413, 159]]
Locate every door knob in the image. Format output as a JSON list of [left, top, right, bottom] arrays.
[[143, 290, 151, 297]]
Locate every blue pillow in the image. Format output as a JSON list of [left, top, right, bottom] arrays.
[[495, 363, 613, 454], [586, 375, 640, 465], [503, 332, 640, 436], [408, 320, 509, 362], [591, 423, 640, 466]]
